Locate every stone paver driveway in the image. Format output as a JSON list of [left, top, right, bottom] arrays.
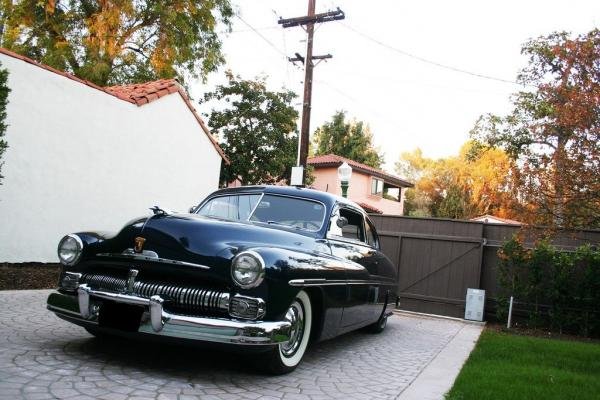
[[0, 290, 466, 400]]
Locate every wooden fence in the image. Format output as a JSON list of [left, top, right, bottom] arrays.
[[369, 214, 600, 319]]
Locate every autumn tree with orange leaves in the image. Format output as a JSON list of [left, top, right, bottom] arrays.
[[0, 0, 233, 86], [396, 142, 519, 219], [472, 29, 600, 229]]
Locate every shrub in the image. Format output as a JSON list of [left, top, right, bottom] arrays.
[[497, 237, 600, 337]]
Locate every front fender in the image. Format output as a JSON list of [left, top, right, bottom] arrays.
[[246, 246, 358, 321]]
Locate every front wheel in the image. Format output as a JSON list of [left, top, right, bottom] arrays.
[[264, 290, 312, 374], [85, 326, 109, 339]]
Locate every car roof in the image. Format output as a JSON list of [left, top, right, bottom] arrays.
[[208, 185, 364, 212]]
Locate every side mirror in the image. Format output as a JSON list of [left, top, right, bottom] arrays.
[[189, 206, 197, 214], [336, 216, 348, 228]]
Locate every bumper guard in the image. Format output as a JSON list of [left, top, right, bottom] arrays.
[[47, 284, 291, 345]]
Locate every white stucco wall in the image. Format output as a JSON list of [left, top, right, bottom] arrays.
[[0, 54, 222, 262]]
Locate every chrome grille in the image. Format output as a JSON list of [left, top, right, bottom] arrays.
[[81, 274, 126, 292], [80, 273, 228, 314]]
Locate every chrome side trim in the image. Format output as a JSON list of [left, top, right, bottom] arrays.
[[96, 253, 210, 269], [289, 278, 396, 287]]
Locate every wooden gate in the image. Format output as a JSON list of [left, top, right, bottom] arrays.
[[370, 215, 485, 318]]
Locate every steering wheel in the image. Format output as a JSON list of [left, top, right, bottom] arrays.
[[286, 220, 320, 230]]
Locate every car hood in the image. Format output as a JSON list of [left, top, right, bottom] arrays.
[[96, 213, 320, 269]]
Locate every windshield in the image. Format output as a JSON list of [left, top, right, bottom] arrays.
[[197, 194, 261, 221], [197, 193, 325, 232]]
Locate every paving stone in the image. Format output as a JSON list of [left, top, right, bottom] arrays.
[[1, 290, 466, 400]]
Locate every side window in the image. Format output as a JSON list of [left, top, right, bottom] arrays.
[[365, 218, 379, 248], [328, 207, 366, 243]]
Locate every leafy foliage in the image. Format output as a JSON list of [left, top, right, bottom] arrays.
[[0, 62, 9, 184], [396, 142, 518, 219], [203, 73, 299, 186], [497, 237, 600, 336], [471, 29, 600, 229], [0, 0, 233, 86], [312, 111, 384, 168]]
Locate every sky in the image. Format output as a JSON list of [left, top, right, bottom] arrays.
[[191, 0, 600, 174]]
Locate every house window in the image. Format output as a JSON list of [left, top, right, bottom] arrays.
[[371, 178, 384, 195]]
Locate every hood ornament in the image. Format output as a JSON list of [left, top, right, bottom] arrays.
[[134, 236, 146, 253], [150, 205, 171, 216]]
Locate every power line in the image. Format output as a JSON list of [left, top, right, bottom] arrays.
[[221, 26, 280, 35], [314, 79, 410, 133], [339, 21, 523, 86], [271, 8, 293, 87], [235, 14, 288, 58], [234, 14, 303, 72]]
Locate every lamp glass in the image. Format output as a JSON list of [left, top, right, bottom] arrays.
[[337, 162, 353, 183]]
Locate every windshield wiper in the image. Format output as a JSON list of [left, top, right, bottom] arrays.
[[265, 221, 300, 229]]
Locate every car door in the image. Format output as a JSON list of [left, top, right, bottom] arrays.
[[363, 215, 397, 319], [327, 205, 379, 328]]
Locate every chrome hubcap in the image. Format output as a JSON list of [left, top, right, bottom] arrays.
[[281, 300, 305, 357]]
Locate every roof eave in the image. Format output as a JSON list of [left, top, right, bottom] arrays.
[[309, 160, 414, 188]]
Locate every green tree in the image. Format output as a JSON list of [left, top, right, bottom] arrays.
[[0, 0, 233, 86], [0, 62, 9, 185], [203, 73, 298, 186], [471, 29, 600, 229], [312, 111, 384, 168]]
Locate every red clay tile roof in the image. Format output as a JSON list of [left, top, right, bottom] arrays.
[[0, 47, 228, 164], [308, 154, 413, 188], [357, 202, 383, 214], [105, 79, 180, 106]]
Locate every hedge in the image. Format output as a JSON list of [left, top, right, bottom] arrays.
[[497, 237, 600, 337]]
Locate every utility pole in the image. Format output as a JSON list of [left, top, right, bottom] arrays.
[[279, 1, 344, 184]]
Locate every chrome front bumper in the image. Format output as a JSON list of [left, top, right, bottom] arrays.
[[47, 285, 291, 345]]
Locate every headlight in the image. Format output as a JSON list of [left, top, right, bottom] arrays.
[[231, 250, 265, 289], [57, 234, 83, 266]]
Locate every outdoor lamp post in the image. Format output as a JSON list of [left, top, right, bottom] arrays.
[[337, 161, 352, 198]]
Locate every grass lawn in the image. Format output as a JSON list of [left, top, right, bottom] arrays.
[[446, 329, 600, 400]]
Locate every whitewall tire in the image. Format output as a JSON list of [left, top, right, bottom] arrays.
[[265, 290, 312, 374]]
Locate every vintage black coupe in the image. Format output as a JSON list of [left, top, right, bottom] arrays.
[[47, 185, 398, 373]]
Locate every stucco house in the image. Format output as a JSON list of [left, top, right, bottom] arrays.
[[307, 154, 413, 215], [0, 48, 227, 263]]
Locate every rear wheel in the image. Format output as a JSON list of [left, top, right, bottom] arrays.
[[367, 314, 388, 334], [264, 290, 312, 374]]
